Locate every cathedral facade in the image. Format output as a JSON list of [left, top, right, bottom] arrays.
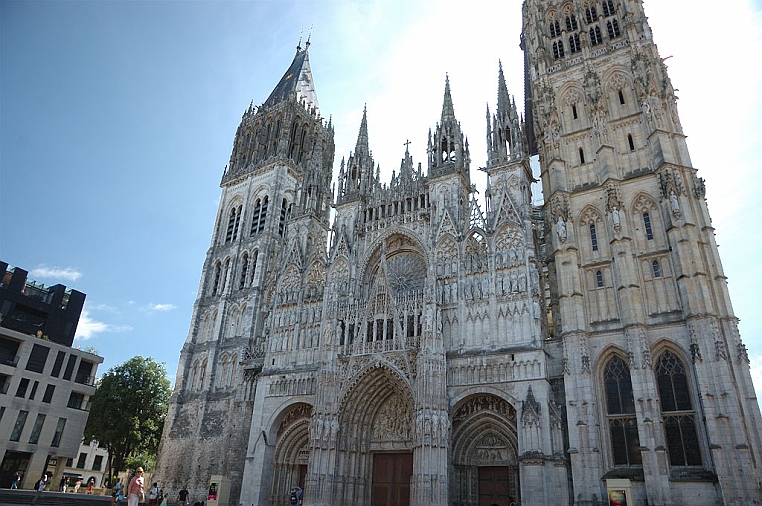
[[154, 1, 762, 505]]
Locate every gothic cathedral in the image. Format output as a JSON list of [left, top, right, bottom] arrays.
[[155, 1, 762, 505]]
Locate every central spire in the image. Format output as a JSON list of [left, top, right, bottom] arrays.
[[263, 44, 319, 112]]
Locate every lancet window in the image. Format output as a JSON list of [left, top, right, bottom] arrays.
[[655, 350, 702, 466], [604, 355, 641, 466]]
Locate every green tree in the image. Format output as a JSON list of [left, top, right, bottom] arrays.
[[84, 356, 171, 485]]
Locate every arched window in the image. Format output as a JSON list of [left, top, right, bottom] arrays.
[[239, 254, 249, 289], [596, 270, 604, 287], [652, 260, 661, 278], [250, 250, 259, 286], [655, 350, 702, 466], [212, 261, 222, 296], [585, 6, 598, 24], [553, 40, 565, 59], [198, 359, 207, 390], [590, 26, 603, 45], [619, 89, 626, 105], [569, 33, 581, 53], [590, 223, 599, 251], [643, 212, 654, 240], [258, 195, 269, 233], [572, 104, 578, 119], [250, 199, 261, 236], [604, 356, 642, 466], [232, 205, 242, 241], [628, 134, 635, 151], [278, 198, 288, 236], [607, 19, 621, 38], [190, 361, 199, 391], [221, 259, 230, 294], [549, 19, 561, 38], [579, 147, 586, 164], [602, 0, 616, 17], [566, 14, 578, 31], [225, 208, 236, 243]]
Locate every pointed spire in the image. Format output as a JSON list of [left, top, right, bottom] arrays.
[[497, 60, 511, 118], [355, 104, 369, 157], [441, 73, 456, 123]]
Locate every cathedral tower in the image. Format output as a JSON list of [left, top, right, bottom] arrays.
[[155, 41, 335, 503], [522, 1, 762, 504]]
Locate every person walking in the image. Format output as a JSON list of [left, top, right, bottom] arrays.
[[148, 481, 159, 505], [10, 471, 20, 489], [31, 474, 47, 506], [127, 467, 145, 506]]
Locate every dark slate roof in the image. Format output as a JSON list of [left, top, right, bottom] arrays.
[[263, 48, 319, 112]]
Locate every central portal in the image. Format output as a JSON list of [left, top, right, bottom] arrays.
[[478, 466, 514, 506], [371, 453, 413, 506]]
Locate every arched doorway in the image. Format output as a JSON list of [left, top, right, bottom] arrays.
[[336, 363, 414, 506], [270, 403, 312, 506], [451, 395, 519, 506]]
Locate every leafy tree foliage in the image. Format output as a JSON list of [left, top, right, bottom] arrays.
[[84, 356, 171, 483]]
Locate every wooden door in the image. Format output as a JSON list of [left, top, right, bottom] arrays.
[[478, 466, 511, 506], [371, 453, 413, 506]]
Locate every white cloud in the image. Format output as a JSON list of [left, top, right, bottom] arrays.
[[74, 309, 132, 341], [30, 265, 82, 282], [144, 303, 177, 312]]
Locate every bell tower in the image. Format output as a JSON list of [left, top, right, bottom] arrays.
[[522, 1, 762, 504], [155, 40, 334, 504]]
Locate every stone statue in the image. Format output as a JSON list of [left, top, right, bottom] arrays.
[[669, 190, 680, 214], [611, 206, 621, 228], [555, 215, 567, 242]]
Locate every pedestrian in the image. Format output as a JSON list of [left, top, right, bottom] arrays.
[[31, 474, 48, 506], [59, 476, 68, 492], [178, 484, 190, 505], [111, 479, 123, 506], [11, 471, 20, 489], [148, 481, 159, 505], [74, 478, 82, 493], [127, 467, 145, 506]]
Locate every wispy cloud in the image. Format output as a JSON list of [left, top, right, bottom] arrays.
[[74, 310, 132, 341], [30, 265, 82, 282], [143, 303, 177, 313]]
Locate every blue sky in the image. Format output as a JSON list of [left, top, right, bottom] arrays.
[[2, 0, 761, 400]]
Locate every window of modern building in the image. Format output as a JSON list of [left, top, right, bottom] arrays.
[[655, 350, 703, 466], [29, 380, 39, 400], [76, 452, 87, 469], [643, 212, 654, 240], [93, 455, 104, 471], [63, 355, 77, 381], [0, 373, 10, 394], [10, 410, 28, 441], [15, 378, 29, 398], [604, 356, 641, 466], [67, 392, 85, 410], [51, 417, 66, 447], [28, 413, 46, 444], [25, 343, 50, 373], [51, 351, 65, 378], [75, 361, 93, 385], [42, 384, 55, 403]]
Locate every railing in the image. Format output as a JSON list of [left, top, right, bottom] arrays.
[[1, 354, 19, 367]]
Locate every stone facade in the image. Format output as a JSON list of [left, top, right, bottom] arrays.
[[155, 2, 762, 505]]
